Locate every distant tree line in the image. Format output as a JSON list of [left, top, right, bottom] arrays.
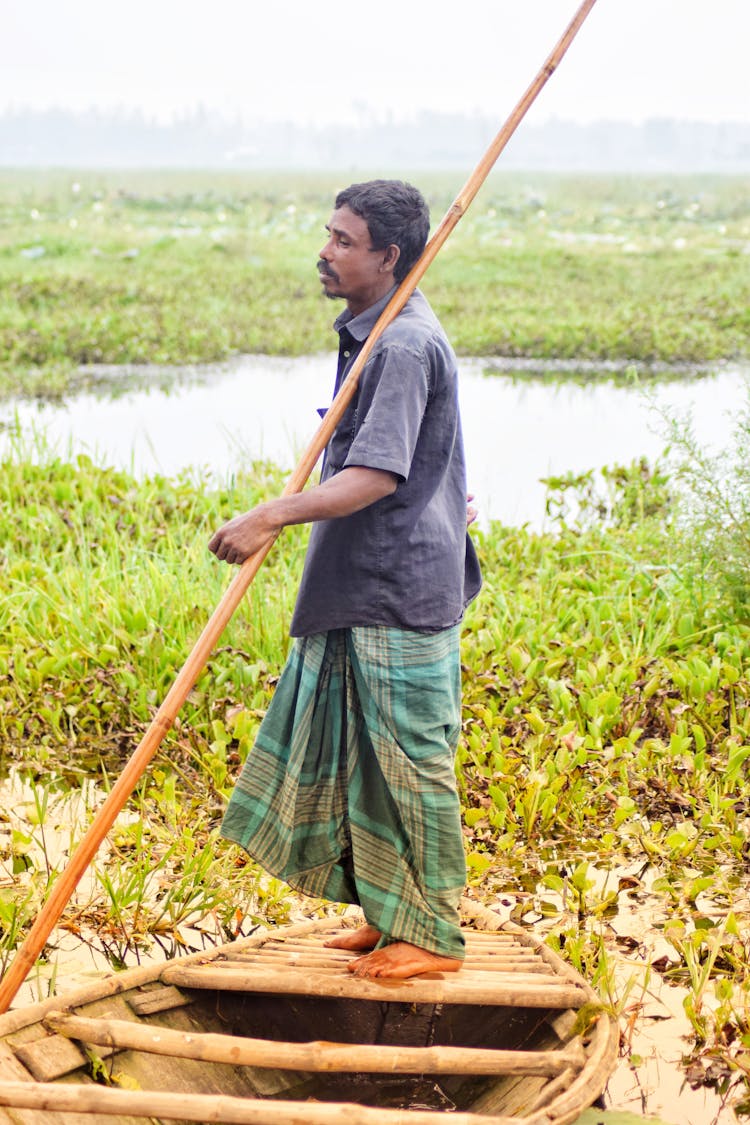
[[1, 107, 748, 171]]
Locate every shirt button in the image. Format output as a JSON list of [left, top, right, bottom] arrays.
[[343, 350, 350, 358]]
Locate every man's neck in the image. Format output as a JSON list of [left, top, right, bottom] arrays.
[[345, 278, 396, 319]]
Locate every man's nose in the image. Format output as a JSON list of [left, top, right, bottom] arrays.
[[319, 236, 333, 260]]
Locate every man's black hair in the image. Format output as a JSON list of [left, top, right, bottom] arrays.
[[334, 180, 429, 283]]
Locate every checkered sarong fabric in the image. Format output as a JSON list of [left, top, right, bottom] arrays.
[[220, 624, 466, 958]]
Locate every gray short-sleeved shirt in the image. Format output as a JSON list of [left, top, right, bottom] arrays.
[[289, 287, 481, 637]]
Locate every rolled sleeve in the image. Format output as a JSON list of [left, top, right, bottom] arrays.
[[343, 345, 429, 482]]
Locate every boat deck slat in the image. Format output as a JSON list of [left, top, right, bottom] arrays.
[[261, 934, 528, 953], [127, 985, 192, 1017], [160, 962, 586, 1008], [155, 928, 583, 1007], [218, 958, 550, 976], [12, 1035, 91, 1084], [226, 945, 539, 961], [206, 958, 555, 980]]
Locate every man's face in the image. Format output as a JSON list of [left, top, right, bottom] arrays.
[[317, 205, 396, 316]]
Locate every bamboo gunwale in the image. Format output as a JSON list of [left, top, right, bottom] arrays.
[[457, 903, 620, 1125], [0, 0, 599, 1015], [44, 1011, 585, 1077]]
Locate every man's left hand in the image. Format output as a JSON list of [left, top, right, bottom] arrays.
[[467, 493, 478, 527]]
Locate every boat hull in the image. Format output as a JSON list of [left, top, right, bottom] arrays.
[[0, 905, 618, 1124]]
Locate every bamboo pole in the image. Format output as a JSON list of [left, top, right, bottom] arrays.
[[0, 1080, 537, 1125], [0, 0, 598, 1015], [44, 1011, 585, 1077]]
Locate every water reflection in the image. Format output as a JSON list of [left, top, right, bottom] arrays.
[[0, 357, 746, 529]]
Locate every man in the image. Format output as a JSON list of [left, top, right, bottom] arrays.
[[209, 180, 481, 979]]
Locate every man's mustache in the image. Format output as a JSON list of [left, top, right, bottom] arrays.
[[317, 260, 339, 281]]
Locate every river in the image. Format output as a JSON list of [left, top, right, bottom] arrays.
[[1, 356, 746, 528]]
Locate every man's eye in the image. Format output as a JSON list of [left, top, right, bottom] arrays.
[[338, 238, 350, 248]]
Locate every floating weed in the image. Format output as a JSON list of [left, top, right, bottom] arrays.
[[541, 861, 621, 923], [92, 819, 229, 954], [0, 765, 281, 981], [1, 171, 747, 384], [546, 923, 619, 1009], [0, 442, 300, 769], [0, 887, 36, 974], [663, 916, 736, 1042], [5, 439, 750, 1109]]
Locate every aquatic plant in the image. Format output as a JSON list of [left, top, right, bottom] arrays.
[[659, 381, 750, 622], [0, 170, 748, 400]]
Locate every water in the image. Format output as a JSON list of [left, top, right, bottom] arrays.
[[1, 356, 746, 529]]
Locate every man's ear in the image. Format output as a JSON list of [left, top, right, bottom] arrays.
[[380, 243, 400, 274]]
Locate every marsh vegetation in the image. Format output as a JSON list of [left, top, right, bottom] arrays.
[[1, 169, 748, 401], [1, 171, 749, 1123]]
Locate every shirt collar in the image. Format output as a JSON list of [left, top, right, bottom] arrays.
[[333, 285, 398, 342]]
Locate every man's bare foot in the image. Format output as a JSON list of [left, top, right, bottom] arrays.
[[324, 924, 382, 952], [347, 941, 462, 979]]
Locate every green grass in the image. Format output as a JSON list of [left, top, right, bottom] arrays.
[[0, 169, 748, 399]]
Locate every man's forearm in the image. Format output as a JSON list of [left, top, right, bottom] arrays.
[[265, 467, 398, 529], [208, 467, 398, 565]]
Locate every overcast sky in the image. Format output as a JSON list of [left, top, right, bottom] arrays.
[[2, 0, 748, 127]]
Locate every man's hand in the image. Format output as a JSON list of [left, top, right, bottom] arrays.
[[467, 493, 478, 527], [208, 505, 276, 566]]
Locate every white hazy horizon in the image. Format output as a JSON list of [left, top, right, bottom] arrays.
[[2, 1, 748, 129]]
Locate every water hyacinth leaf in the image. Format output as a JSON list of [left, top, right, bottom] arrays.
[[507, 646, 530, 674], [488, 783, 509, 809], [542, 873, 566, 894], [466, 851, 492, 877], [464, 807, 487, 828], [667, 732, 692, 756], [570, 862, 593, 894], [664, 824, 699, 859], [685, 875, 716, 903], [727, 743, 750, 777], [713, 977, 733, 1003], [691, 723, 706, 752], [229, 708, 258, 739], [724, 911, 740, 937], [722, 661, 741, 685], [524, 709, 547, 735]]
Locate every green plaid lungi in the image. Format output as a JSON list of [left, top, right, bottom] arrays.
[[220, 624, 466, 959]]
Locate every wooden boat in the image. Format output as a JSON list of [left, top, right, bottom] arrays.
[[0, 901, 618, 1124]]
